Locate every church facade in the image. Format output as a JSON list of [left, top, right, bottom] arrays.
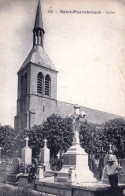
[[14, 1, 121, 132]]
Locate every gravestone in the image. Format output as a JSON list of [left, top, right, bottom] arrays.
[[6, 158, 21, 184], [18, 138, 33, 187], [9, 158, 21, 174], [21, 137, 32, 165], [40, 139, 50, 171]]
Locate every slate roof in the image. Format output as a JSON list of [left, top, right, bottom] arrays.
[[80, 105, 123, 124], [18, 45, 57, 72], [57, 100, 124, 124]]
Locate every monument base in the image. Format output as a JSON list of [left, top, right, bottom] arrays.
[[56, 143, 96, 183]]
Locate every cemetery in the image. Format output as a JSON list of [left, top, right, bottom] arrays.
[[0, 105, 125, 196], [0, 0, 125, 195]]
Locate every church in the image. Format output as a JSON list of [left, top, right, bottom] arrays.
[[14, 1, 121, 132]]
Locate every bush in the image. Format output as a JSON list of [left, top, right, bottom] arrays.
[[0, 184, 55, 196]]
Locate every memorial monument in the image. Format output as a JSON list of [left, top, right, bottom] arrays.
[[55, 104, 96, 183]]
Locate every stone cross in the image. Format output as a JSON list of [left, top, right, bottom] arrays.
[[72, 104, 86, 145], [25, 137, 29, 147], [44, 139, 47, 146]]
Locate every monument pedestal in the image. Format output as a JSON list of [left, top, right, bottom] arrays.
[[21, 147, 32, 165], [36, 166, 44, 182], [56, 143, 96, 183]]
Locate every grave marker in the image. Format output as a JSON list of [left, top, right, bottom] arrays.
[[21, 137, 32, 165]]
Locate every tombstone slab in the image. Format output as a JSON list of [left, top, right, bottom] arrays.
[[40, 139, 50, 171], [21, 137, 32, 165]]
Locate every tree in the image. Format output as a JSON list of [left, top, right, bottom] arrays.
[[27, 125, 46, 158], [79, 120, 102, 155], [42, 114, 74, 157], [14, 114, 73, 159], [80, 118, 125, 160], [102, 118, 125, 159], [14, 125, 46, 158], [0, 125, 15, 158]]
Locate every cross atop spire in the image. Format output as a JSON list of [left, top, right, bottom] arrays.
[[34, 0, 43, 29]]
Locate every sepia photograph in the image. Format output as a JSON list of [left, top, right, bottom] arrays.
[[0, 0, 125, 195]]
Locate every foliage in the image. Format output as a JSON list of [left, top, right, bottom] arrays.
[[0, 125, 15, 158], [14, 125, 46, 158], [27, 125, 46, 157], [13, 114, 73, 159], [42, 114, 74, 157], [79, 118, 125, 159], [102, 118, 125, 159], [79, 120, 103, 155]]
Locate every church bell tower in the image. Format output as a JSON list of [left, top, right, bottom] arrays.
[[14, 1, 58, 132]]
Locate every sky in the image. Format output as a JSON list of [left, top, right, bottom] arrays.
[[0, 0, 125, 127]]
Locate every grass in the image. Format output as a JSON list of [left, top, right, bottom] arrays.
[[0, 184, 56, 196]]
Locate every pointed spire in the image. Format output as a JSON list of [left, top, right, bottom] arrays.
[[34, 0, 43, 29], [33, 0, 45, 46]]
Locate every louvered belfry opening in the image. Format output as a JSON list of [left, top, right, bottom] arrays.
[[45, 74, 51, 96], [37, 72, 43, 94]]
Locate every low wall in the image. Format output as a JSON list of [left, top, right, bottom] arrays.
[[16, 175, 125, 196], [35, 181, 72, 196]]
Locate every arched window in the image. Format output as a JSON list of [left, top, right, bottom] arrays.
[[45, 75, 51, 96], [37, 72, 43, 94], [21, 75, 24, 96], [24, 73, 27, 94]]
